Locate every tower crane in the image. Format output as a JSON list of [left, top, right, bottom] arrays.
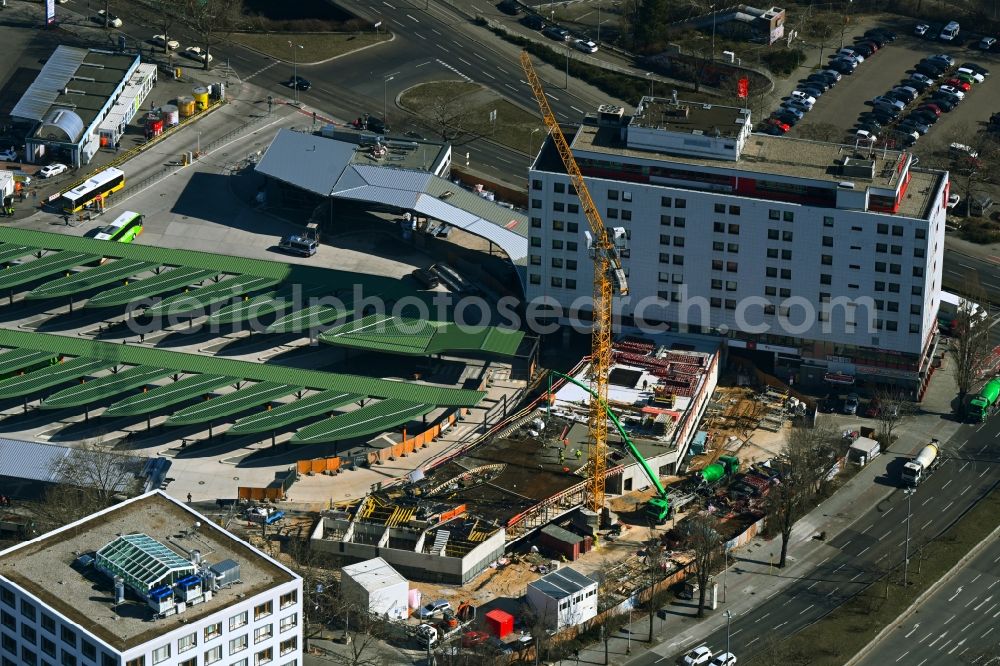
[[520, 51, 629, 513]]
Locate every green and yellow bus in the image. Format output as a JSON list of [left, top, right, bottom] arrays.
[[94, 210, 144, 243], [60, 167, 125, 213]]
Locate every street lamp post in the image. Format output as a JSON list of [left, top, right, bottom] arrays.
[[711, 4, 717, 62], [383, 75, 395, 128], [724, 610, 732, 656], [646, 72, 654, 99], [723, 547, 728, 603], [528, 127, 540, 166], [626, 606, 632, 655], [903, 488, 915, 586], [840, 0, 853, 50], [288, 41, 303, 105], [565, 44, 570, 89]]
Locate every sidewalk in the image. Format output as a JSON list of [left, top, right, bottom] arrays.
[[555, 359, 964, 665]]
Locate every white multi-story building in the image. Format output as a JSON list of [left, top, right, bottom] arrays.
[[526, 567, 598, 630], [526, 97, 950, 394], [0, 491, 302, 666]]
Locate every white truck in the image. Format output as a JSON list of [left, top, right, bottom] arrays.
[[901, 440, 940, 486], [0, 172, 13, 200]]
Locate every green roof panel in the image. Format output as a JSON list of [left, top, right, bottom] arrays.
[[0, 357, 113, 399], [0, 246, 34, 264], [290, 398, 434, 444], [41, 365, 173, 409], [227, 390, 360, 435], [0, 349, 58, 375], [266, 304, 354, 334], [320, 315, 524, 357], [165, 382, 298, 426], [86, 267, 219, 308], [143, 275, 284, 317], [208, 293, 283, 325], [0, 251, 97, 291], [0, 330, 484, 407], [26, 259, 159, 300], [103, 374, 234, 418]]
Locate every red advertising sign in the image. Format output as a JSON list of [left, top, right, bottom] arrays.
[[737, 77, 749, 99]]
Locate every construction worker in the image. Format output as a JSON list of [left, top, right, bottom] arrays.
[[575, 449, 582, 460]]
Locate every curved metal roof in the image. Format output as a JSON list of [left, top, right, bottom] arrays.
[[41, 366, 172, 409], [227, 390, 360, 436], [37, 108, 85, 143], [103, 374, 234, 418], [290, 398, 434, 444], [164, 382, 298, 426]]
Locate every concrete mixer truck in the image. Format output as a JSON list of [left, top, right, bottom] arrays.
[[969, 378, 1000, 423], [901, 439, 940, 486]]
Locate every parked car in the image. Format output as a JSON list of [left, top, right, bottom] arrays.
[[836, 47, 865, 63], [868, 27, 896, 41], [710, 654, 738, 666], [910, 110, 940, 126], [899, 119, 930, 134], [902, 78, 931, 92], [497, 0, 520, 15], [799, 84, 825, 98], [981, 36, 997, 50], [790, 90, 817, 104], [956, 67, 986, 83], [857, 122, 881, 136], [910, 72, 934, 86], [782, 98, 813, 112], [462, 631, 490, 648], [766, 118, 791, 132], [939, 85, 966, 99], [682, 646, 715, 666], [804, 74, 832, 90], [926, 95, 957, 111], [928, 53, 955, 66], [960, 62, 989, 76], [863, 30, 890, 46], [843, 393, 860, 415], [0, 147, 16, 162], [819, 69, 843, 83], [914, 23, 930, 37], [278, 235, 317, 257], [39, 163, 68, 178], [947, 193, 962, 209], [872, 96, 905, 110], [854, 43, 875, 58], [772, 110, 801, 125], [487, 637, 514, 655], [418, 600, 451, 619], [918, 103, 944, 116], [855, 129, 877, 141], [950, 142, 979, 158], [151, 34, 179, 50], [95, 10, 122, 27], [542, 25, 570, 41], [411, 267, 440, 289], [872, 104, 901, 119], [915, 63, 946, 78], [522, 14, 544, 29], [574, 38, 598, 53], [944, 78, 972, 91], [828, 59, 856, 74], [183, 46, 213, 63]]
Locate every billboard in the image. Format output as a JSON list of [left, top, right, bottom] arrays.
[[46, 0, 55, 25]]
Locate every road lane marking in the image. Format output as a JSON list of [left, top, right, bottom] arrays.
[[959, 263, 976, 269], [807, 581, 818, 590], [948, 638, 967, 654], [961, 621, 974, 632], [948, 587, 963, 602], [879, 530, 892, 541], [826, 587, 840, 597], [414, 32, 427, 39], [458, 57, 473, 66], [943, 500, 954, 512], [437, 44, 450, 52], [505, 83, 517, 91], [834, 563, 845, 572], [851, 572, 864, 581], [546, 92, 560, 101], [754, 612, 770, 623], [961, 484, 972, 495], [943, 479, 953, 489], [896, 652, 909, 662], [973, 595, 993, 611], [747, 637, 760, 646], [859, 546, 870, 556], [730, 629, 743, 637], [922, 497, 932, 506], [804, 604, 815, 613], [571, 105, 584, 113], [383, 1, 396, 7], [922, 519, 933, 529], [472, 4, 483, 11], [406, 13, 419, 22], [775, 621, 787, 629], [983, 627, 995, 638], [905, 624, 920, 638], [432, 28, 442, 35], [474, 53, 487, 61], [959, 462, 969, 472], [882, 507, 894, 517], [972, 574, 982, 584], [483, 72, 496, 79], [981, 468, 990, 478], [928, 633, 947, 647]]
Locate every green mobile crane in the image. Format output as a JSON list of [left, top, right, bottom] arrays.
[[549, 371, 673, 524]]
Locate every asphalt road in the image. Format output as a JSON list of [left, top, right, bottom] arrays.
[[631, 417, 1000, 665], [853, 532, 1000, 666]]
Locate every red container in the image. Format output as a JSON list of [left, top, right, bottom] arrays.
[[484, 609, 514, 638]]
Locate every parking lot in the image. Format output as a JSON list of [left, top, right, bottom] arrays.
[[784, 28, 1000, 160]]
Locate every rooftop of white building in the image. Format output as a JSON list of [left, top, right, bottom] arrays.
[[0, 491, 296, 651]]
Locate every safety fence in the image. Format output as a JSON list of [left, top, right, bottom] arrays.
[[237, 468, 297, 501]]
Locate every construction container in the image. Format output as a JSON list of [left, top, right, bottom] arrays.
[[193, 86, 210, 110], [484, 609, 514, 638], [146, 116, 164, 137], [536, 524, 585, 561], [177, 96, 196, 117], [160, 104, 179, 126], [341, 557, 409, 620]]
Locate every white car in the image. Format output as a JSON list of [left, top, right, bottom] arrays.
[[152, 35, 180, 50], [950, 142, 979, 158], [855, 129, 877, 141], [956, 67, 985, 83], [710, 654, 738, 666], [39, 163, 68, 178], [183, 46, 214, 64], [0, 148, 16, 162], [574, 39, 598, 53], [947, 193, 961, 209], [836, 48, 864, 63], [939, 85, 965, 99], [96, 10, 123, 28], [980, 36, 997, 50], [914, 23, 929, 36], [790, 90, 816, 105], [783, 98, 814, 111], [683, 646, 714, 666]]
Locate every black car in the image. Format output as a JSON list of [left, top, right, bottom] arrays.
[[914, 63, 945, 78], [889, 88, 916, 104], [804, 75, 831, 90], [364, 115, 387, 132], [862, 32, 889, 47], [909, 110, 939, 125], [856, 117, 882, 130], [854, 43, 875, 58], [760, 124, 784, 135], [497, 0, 520, 15], [411, 268, 440, 289], [798, 84, 824, 98], [772, 110, 800, 126], [901, 78, 931, 92], [929, 94, 959, 110], [542, 25, 570, 41], [828, 60, 855, 75], [521, 14, 544, 29], [872, 103, 901, 118], [869, 27, 896, 41], [961, 62, 990, 76], [286, 76, 311, 91]]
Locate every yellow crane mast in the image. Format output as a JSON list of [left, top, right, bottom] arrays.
[[519, 51, 629, 512]]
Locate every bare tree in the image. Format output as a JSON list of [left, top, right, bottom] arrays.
[[182, 0, 241, 70], [683, 512, 721, 618], [148, 0, 179, 54], [424, 91, 476, 143], [766, 427, 836, 568], [872, 388, 910, 447], [949, 284, 993, 417], [34, 441, 144, 532]]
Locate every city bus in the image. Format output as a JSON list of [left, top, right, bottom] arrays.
[[60, 167, 125, 213], [94, 211, 144, 243]]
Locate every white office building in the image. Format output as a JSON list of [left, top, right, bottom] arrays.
[[526, 567, 598, 630], [0, 491, 302, 666], [526, 97, 949, 395]]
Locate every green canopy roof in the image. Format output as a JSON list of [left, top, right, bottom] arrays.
[[227, 390, 360, 435], [208, 292, 282, 325], [86, 267, 219, 308], [266, 304, 353, 334], [102, 374, 234, 418], [290, 398, 434, 444], [0, 357, 113, 399], [0, 251, 97, 291], [26, 259, 159, 300], [165, 382, 298, 426], [319, 314, 525, 357], [41, 365, 173, 409], [0, 349, 57, 375], [143, 275, 284, 317], [0, 245, 33, 264]]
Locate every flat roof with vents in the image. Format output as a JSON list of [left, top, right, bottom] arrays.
[[0, 491, 297, 650]]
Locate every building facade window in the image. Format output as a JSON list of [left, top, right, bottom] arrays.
[[256, 647, 273, 666], [280, 614, 298, 634], [151, 645, 170, 665], [230, 635, 248, 654], [255, 625, 273, 645], [280, 638, 297, 657], [205, 646, 223, 665], [231, 612, 249, 631], [178, 632, 196, 653]]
